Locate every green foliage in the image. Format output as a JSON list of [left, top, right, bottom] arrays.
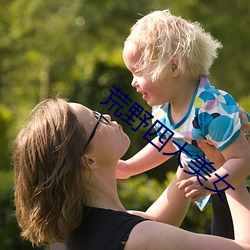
[[239, 95, 250, 113], [1, 0, 249, 162], [119, 174, 163, 210], [0, 104, 13, 170], [185, 1, 250, 100], [118, 171, 212, 234], [0, 0, 248, 248]]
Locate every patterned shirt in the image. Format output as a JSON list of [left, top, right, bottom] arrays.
[[152, 75, 242, 210]]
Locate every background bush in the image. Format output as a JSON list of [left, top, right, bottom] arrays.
[[1, 0, 248, 248]]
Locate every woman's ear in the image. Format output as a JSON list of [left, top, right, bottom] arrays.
[[82, 155, 97, 169]]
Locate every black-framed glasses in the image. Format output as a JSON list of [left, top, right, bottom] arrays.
[[84, 111, 110, 151]]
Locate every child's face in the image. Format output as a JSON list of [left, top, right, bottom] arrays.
[[123, 43, 173, 106]]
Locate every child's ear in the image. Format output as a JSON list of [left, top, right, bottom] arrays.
[[171, 63, 177, 72], [171, 57, 180, 77]]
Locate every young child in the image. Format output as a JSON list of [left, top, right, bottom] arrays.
[[117, 9, 250, 239]]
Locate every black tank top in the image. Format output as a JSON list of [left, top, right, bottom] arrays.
[[66, 206, 148, 250]]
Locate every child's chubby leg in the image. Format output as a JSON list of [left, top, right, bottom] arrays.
[[145, 164, 191, 227]]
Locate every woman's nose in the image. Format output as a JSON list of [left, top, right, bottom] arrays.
[[103, 114, 112, 122]]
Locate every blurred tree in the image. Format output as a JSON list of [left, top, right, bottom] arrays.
[[1, 0, 248, 153], [0, 0, 249, 248], [0, 105, 12, 169], [184, 0, 250, 100]]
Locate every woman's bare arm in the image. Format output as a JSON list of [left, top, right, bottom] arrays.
[[125, 184, 250, 250]]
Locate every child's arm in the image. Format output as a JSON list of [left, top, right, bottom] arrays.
[[128, 165, 191, 226], [178, 109, 250, 201], [116, 136, 176, 179], [212, 131, 250, 186], [178, 131, 250, 201]]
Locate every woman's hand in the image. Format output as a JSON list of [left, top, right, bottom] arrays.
[[239, 107, 250, 141]]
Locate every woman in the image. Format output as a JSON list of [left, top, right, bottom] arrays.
[[13, 98, 250, 249]]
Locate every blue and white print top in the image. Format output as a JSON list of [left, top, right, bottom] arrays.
[[152, 75, 242, 210]]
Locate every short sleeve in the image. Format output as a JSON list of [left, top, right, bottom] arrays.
[[197, 89, 241, 150], [152, 104, 170, 139]]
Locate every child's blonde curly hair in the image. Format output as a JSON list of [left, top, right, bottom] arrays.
[[125, 9, 222, 81]]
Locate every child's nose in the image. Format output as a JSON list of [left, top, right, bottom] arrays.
[[131, 77, 138, 88]]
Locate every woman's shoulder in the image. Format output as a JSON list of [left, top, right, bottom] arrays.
[[66, 206, 148, 250]]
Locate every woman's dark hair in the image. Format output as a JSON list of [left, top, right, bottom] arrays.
[[13, 98, 88, 246]]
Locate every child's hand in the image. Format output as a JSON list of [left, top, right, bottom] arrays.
[[116, 160, 131, 179], [177, 176, 211, 202]]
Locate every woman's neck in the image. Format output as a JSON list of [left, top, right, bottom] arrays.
[[84, 165, 126, 212]]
